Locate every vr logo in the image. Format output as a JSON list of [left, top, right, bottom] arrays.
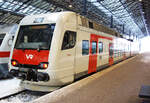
[[26, 54, 33, 59]]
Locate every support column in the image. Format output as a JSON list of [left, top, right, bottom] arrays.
[[122, 25, 124, 34], [110, 15, 113, 28]]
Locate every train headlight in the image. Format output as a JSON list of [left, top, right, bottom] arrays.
[[39, 62, 48, 69], [11, 60, 19, 67]]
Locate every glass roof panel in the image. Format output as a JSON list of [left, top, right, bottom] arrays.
[[88, 0, 143, 35], [0, 0, 147, 37]]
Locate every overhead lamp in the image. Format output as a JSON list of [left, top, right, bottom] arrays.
[[139, 0, 142, 2], [0, 0, 3, 2], [69, 4, 73, 8]]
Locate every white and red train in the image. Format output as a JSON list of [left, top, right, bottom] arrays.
[[0, 24, 17, 79], [9, 12, 139, 91]]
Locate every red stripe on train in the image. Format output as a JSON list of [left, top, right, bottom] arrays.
[[0, 51, 10, 57], [91, 34, 113, 41]]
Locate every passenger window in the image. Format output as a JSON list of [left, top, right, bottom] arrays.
[[82, 40, 89, 55], [92, 41, 97, 54], [89, 22, 93, 29], [62, 31, 76, 50], [109, 43, 113, 56], [99, 42, 103, 53]]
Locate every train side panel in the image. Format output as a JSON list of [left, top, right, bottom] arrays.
[[74, 29, 90, 78], [74, 23, 114, 78], [47, 12, 77, 85]]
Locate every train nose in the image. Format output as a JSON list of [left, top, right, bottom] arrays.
[[10, 69, 49, 82], [10, 69, 27, 80]]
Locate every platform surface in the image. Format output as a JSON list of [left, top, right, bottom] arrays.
[[33, 53, 150, 103], [139, 85, 150, 98], [0, 78, 24, 99]]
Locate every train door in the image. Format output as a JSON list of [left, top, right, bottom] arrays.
[[60, 30, 76, 74], [88, 35, 98, 74], [109, 43, 114, 65]]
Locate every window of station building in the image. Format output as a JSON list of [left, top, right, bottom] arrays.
[[92, 41, 97, 54], [62, 31, 76, 50], [89, 21, 93, 29], [0, 34, 5, 46], [82, 40, 89, 55], [98, 42, 103, 53]]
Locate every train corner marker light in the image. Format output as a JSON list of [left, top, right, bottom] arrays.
[[40, 62, 48, 69], [43, 64, 48, 69], [11, 60, 18, 66]]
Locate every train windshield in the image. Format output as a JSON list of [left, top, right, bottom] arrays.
[[15, 24, 55, 50]]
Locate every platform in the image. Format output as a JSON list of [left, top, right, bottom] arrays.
[[0, 78, 24, 99], [32, 53, 150, 103], [139, 85, 150, 98]]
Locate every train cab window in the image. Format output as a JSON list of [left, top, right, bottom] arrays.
[[82, 40, 89, 55], [109, 43, 113, 56], [0, 34, 5, 46], [92, 41, 97, 54], [98, 42, 103, 53], [15, 24, 55, 50], [62, 31, 76, 50]]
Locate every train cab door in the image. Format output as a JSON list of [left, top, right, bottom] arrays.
[[109, 43, 114, 65], [60, 30, 76, 78], [88, 35, 98, 74]]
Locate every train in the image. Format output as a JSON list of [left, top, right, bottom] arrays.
[[0, 24, 18, 79], [9, 12, 139, 91]]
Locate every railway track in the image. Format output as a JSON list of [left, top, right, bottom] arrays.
[[0, 78, 48, 103]]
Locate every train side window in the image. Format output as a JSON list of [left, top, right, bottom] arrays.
[[98, 42, 103, 53], [62, 31, 76, 50], [109, 43, 113, 56], [89, 21, 93, 29], [82, 40, 89, 55], [92, 41, 97, 54]]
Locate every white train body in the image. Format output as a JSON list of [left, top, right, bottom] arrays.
[[9, 12, 139, 91], [0, 24, 17, 78]]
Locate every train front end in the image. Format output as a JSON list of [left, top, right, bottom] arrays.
[[9, 14, 59, 91]]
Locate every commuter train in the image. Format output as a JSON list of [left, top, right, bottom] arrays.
[[0, 24, 17, 79], [9, 12, 139, 91]]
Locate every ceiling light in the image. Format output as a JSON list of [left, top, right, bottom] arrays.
[[69, 5, 73, 8], [0, 0, 3, 2]]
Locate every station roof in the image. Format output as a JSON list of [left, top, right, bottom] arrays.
[[0, 0, 149, 38]]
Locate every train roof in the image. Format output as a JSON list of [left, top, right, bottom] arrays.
[[20, 11, 76, 25]]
